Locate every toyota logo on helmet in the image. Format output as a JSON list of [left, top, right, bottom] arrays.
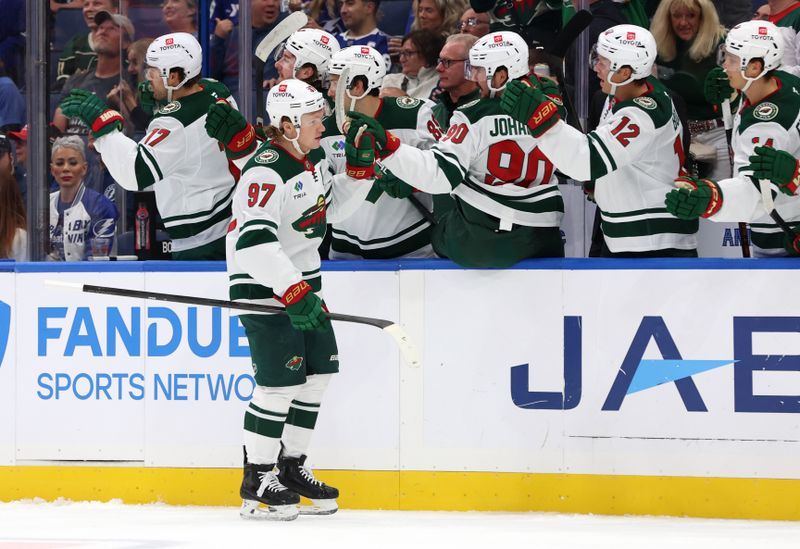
[[166, 38, 174, 45], [278, 84, 287, 92]]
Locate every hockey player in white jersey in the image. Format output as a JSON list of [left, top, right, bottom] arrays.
[[228, 79, 371, 520], [60, 32, 239, 260], [665, 21, 800, 256], [343, 31, 565, 267], [325, 45, 440, 259], [499, 24, 697, 257]]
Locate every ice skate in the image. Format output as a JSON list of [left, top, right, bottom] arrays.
[[277, 453, 339, 515], [239, 462, 300, 521]]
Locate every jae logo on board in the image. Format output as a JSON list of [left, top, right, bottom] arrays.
[[510, 316, 800, 414]]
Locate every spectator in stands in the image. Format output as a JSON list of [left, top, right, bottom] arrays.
[[56, 0, 120, 91], [754, 3, 771, 20], [7, 125, 26, 203], [0, 60, 24, 133], [0, 168, 27, 261], [458, 8, 489, 37], [651, 0, 728, 179], [48, 136, 118, 262], [163, 0, 198, 35], [381, 29, 444, 99], [210, 0, 286, 104], [108, 37, 157, 133], [50, 0, 84, 12], [337, 0, 391, 68], [54, 11, 135, 136], [0, 0, 24, 86], [210, 0, 239, 37], [411, 0, 465, 35], [0, 134, 12, 175], [310, 0, 346, 34]]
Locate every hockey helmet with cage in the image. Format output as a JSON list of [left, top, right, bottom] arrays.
[[282, 28, 341, 78], [266, 79, 326, 131], [467, 31, 529, 93], [146, 32, 203, 99], [329, 45, 387, 96], [724, 21, 783, 84], [594, 24, 656, 88]]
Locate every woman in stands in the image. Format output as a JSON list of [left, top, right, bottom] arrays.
[[0, 152, 26, 261], [162, 0, 197, 35], [381, 29, 445, 99]]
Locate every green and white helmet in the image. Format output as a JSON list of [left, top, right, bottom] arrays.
[[725, 21, 783, 89], [468, 31, 529, 93], [283, 28, 341, 78], [147, 32, 202, 99], [329, 45, 387, 96]]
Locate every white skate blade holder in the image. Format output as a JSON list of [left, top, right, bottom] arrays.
[[299, 498, 338, 516], [240, 499, 299, 521]]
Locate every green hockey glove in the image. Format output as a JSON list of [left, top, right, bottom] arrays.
[[205, 100, 257, 160], [374, 165, 414, 199], [60, 88, 123, 138], [784, 230, 800, 256], [345, 124, 377, 179], [138, 81, 157, 114], [747, 146, 800, 196], [280, 281, 328, 331], [500, 80, 561, 138], [665, 175, 724, 220], [703, 67, 737, 107], [346, 111, 400, 158]]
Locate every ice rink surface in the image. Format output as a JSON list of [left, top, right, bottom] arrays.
[[1, 500, 800, 549]]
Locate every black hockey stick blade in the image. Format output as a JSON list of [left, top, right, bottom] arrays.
[[45, 281, 421, 368], [549, 10, 593, 59]]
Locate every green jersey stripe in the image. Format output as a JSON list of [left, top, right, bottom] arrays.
[[241, 219, 278, 232], [601, 216, 698, 238], [331, 226, 432, 259], [167, 203, 232, 239], [236, 228, 279, 250], [162, 183, 236, 224]]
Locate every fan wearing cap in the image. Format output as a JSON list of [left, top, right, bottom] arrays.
[[53, 9, 135, 136], [342, 32, 566, 267], [59, 32, 241, 260], [227, 79, 371, 521], [667, 21, 800, 256], [499, 24, 698, 257]]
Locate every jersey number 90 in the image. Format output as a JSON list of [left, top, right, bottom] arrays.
[[484, 140, 554, 188]]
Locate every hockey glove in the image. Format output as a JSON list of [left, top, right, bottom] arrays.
[[703, 67, 737, 108], [60, 89, 123, 138], [280, 281, 329, 331], [665, 175, 724, 220], [784, 230, 800, 256], [747, 146, 800, 196], [345, 124, 377, 179], [205, 100, 257, 160], [138, 81, 157, 115], [346, 111, 400, 159], [376, 168, 414, 199], [500, 80, 561, 138]]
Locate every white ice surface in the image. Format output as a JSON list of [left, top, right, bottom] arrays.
[[1, 500, 799, 549]]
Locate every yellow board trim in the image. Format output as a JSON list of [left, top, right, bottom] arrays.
[[2, 467, 799, 520]]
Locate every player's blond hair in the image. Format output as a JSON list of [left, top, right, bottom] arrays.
[[650, 0, 726, 63]]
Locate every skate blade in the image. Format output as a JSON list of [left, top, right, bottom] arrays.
[[298, 499, 338, 516], [240, 500, 299, 521]]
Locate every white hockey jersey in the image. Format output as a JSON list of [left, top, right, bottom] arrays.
[[95, 80, 237, 253], [321, 96, 439, 259], [537, 77, 697, 253], [706, 71, 800, 255], [227, 141, 370, 307], [380, 94, 564, 230]]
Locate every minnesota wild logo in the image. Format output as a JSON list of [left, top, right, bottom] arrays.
[[397, 96, 421, 109], [291, 195, 327, 238], [753, 102, 778, 121], [285, 355, 304, 371], [158, 101, 181, 114]]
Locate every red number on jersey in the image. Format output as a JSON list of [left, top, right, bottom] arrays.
[[143, 128, 171, 147], [427, 117, 443, 141], [610, 116, 640, 147], [442, 123, 468, 144], [484, 140, 554, 188], [247, 183, 276, 207], [673, 136, 686, 172], [752, 137, 775, 148]]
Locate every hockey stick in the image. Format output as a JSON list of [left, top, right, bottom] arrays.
[[335, 66, 437, 225], [254, 12, 309, 127], [44, 280, 421, 368], [757, 178, 797, 242], [545, 9, 593, 132], [722, 99, 751, 257]]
